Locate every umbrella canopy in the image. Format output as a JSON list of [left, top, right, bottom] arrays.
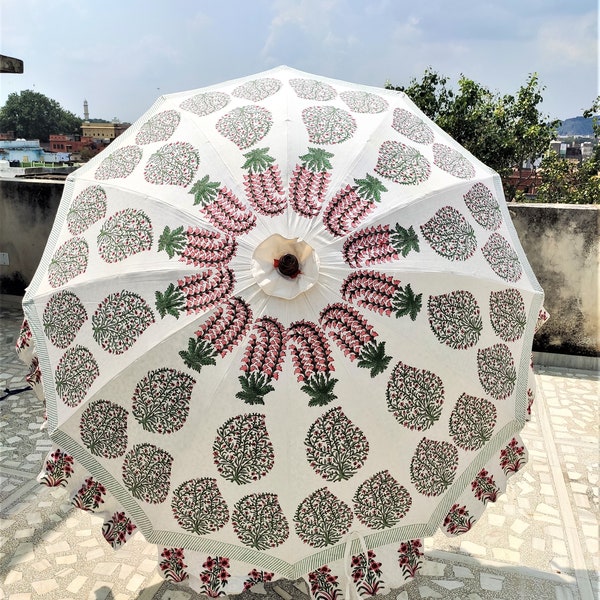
[[19, 66, 545, 597]]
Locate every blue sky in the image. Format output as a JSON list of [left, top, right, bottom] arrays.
[[1, 0, 597, 123]]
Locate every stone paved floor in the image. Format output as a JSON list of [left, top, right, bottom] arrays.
[[1, 295, 598, 600]]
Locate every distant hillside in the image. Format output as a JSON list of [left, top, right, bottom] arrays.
[[557, 116, 595, 136]]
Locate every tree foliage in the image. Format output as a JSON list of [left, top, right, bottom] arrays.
[[0, 89, 82, 142], [386, 70, 559, 185]]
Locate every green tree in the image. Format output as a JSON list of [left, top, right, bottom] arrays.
[[536, 97, 599, 204], [0, 89, 82, 142], [386, 70, 559, 192]]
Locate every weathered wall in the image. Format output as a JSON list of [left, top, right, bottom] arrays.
[[1, 179, 598, 359], [0, 179, 63, 294], [509, 203, 599, 358]]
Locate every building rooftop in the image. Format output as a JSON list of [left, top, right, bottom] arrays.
[[1, 294, 598, 600]]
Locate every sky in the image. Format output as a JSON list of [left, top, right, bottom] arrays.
[[1, 0, 597, 124]]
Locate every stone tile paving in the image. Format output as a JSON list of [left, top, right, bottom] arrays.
[[1, 295, 598, 600]]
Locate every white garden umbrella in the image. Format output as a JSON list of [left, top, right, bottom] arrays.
[[18, 66, 545, 597]]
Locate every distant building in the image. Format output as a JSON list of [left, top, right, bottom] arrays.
[[81, 121, 129, 141], [0, 139, 45, 163], [49, 134, 95, 154]]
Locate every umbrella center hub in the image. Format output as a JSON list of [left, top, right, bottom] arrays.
[[252, 234, 319, 299]]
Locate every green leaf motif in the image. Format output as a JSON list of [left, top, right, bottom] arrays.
[[158, 225, 186, 259], [179, 337, 218, 372], [390, 224, 420, 257], [189, 175, 221, 206], [236, 372, 275, 405], [386, 361, 444, 431], [301, 373, 338, 407], [391, 284, 422, 321], [299, 147, 334, 172], [155, 283, 185, 319], [354, 173, 387, 203], [357, 341, 391, 377]]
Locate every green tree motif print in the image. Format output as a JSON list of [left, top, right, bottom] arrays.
[[374, 140, 430, 185], [132, 368, 196, 434], [342, 223, 420, 268], [341, 271, 422, 321], [294, 488, 353, 548], [463, 182, 502, 230], [288, 147, 334, 217], [477, 343, 516, 400], [433, 143, 475, 179], [420, 206, 477, 261], [97, 209, 153, 263], [95, 145, 143, 180], [482, 233, 522, 282], [319, 303, 391, 377], [158, 225, 237, 267], [72, 477, 107, 512], [43, 291, 87, 348], [410, 438, 458, 496], [353, 470, 412, 529], [323, 173, 387, 237], [391, 108, 434, 144], [289, 78, 337, 101], [386, 361, 444, 431], [471, 468, 499, 504], [302, 106, 357, 144], [180, 91, 230, 116], [48, 237, 89, 288], [135, 110, 180, 145], [213, 413, 275, 484], [92, 290, 155, 354], [216, 105, 273, 150], [242, 147, 286, 215], [237, 317, 286, 405], [144, 142, 199, 186], [40, 449, 74, 487], [232, 78, 282, 101], [171, 478, 229, 534], [66, 185, 107, 235], [305, 407, 369, 482], [179, 297, 252, 373], [55, 345, 99, 407], [427, 290, 483, 349], [155, 269, 235, 319], [189, 175, 256, 236], [339, 91, 389, 113], [449, 394, 497, 450], [80, 399, 128, 458], [287, 320, 338, 406], [232, 493, 289, 550], [489, 288, 527, 342], [122, 443, 172, 504]]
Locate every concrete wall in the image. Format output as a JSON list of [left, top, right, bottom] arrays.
[[0, 179, 63, 294], [509, 203, 599, 360], [1, 179, 598, 361]]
